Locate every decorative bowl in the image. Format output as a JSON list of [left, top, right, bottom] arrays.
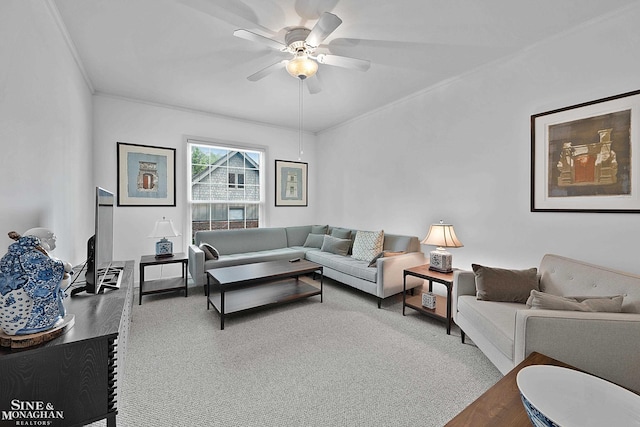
[[516, 365, 640, 427]]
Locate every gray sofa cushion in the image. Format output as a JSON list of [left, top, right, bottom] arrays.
[[473, 264, 539, 303], [311, 225, 328, 234], [383, 234, 421, 253], [303, 234, 324, 248], [330, 227, 352, 239], [320, 235, 351, 256], [196, 228, 288, 255], [306, 250, 377, 283], [458, 295, 522, 359], [204, 248, 304, 270], [285, 225, 312, 247]]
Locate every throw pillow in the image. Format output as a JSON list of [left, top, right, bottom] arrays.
[[384, 251, 405, 257], [311, 225, 328, 235], [320, 235, 351, 256], [526, 290, 624, 312], [330, 227, 352, 239], [303, 233, 324, 248], [368, 252, 385, 267], [199, 243, 219, 260], [352, 230, 384, 263], [472, 264, 539, 303], [367, 251, 407, 267]]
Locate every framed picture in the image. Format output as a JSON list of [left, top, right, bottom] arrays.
[[117, 142, 176, 206], [275, 160, 308, 206], [531, 89, 640, 213]]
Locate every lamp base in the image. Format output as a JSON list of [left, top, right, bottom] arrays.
[[429, 249, 453, 273], [155, 238, 173, 258]]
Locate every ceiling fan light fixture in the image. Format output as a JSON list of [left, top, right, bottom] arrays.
[[286, 54, 318, 80]]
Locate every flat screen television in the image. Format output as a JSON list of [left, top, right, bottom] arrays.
[[73, 187, 121, 295]]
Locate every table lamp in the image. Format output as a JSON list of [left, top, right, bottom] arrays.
[[421, 220, 463, 273], [148, 217, 180, 258]]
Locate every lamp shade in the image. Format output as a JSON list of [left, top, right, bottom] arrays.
[[148, 217, 180, 238], [286, 54, 318, 80], [148, 217, 180, 258], [421, 221, 463, 273], [421, 221, 463, 249]]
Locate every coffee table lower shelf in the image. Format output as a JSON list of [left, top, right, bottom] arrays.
[[207, 279, 321, 329]]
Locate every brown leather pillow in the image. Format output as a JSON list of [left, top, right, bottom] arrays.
[[472, 264, 539, 303]]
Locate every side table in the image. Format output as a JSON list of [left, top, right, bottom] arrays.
[[403, 264, 456, 334], [139, 252, 188, 305], [445, 352, 578, 426]]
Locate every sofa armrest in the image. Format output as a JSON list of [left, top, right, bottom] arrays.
[[452, 270, 475, 322], [514, 309, 640, 392], [188, 244, 206, 286], [376, 252, 426, 298]]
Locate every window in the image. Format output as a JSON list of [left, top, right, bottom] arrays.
[[228, 172, 245, 188], [189, 140, 263, 240]]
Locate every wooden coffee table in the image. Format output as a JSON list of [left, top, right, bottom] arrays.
[[445, 352, 575, 426], [206, 259, 323, 330]]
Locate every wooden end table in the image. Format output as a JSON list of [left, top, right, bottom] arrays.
[[139, 252, 188, 305], [403, 264, 456, 334], [446, 352, 579, 426]]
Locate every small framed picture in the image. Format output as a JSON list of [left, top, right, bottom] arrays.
[[531, 89, 640, 213], [275, 160, 308, 207], [117, 142, 176, 206]]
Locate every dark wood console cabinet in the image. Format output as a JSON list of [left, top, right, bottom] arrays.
[[0, 260, 134, 427]]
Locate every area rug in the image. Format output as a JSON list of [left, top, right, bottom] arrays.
[[93, 277, 501, 426]]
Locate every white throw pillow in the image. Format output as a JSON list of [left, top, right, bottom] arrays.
[[351, 230, 384, 263]]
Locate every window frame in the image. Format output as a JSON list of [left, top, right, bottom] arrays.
[[186, 137, 266, 242]]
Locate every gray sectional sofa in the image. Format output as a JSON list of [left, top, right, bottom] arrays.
[[188, 225, 425, 307], [453, 254, 640, 393]]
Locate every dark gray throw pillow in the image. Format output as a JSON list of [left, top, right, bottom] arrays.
[[311, 225, 328, 235], [303, 233, 324, 248], [330, 227, 351, 239], [320, 235, 351, 256], [472, 264, 539, 303], [368, 251, 385, 267], [199, 243, 219, 260]]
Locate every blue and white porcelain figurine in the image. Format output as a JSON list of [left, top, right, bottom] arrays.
[[0, 234, 66, 336]]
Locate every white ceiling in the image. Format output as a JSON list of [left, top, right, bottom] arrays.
[[53, 0, 637, 133]]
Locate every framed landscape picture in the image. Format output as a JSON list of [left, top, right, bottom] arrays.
[[531, 89, 640, 213], [275, 160, 308, 206], [117, 142, 176, 206]]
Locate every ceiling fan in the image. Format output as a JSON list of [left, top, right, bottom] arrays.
[[233, 12, 370, 90]]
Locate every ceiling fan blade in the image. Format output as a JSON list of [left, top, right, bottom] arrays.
[[177, 0, 274, 35], [234, 29, 286, 51], [305, 73, 322, 94], [295, 0, 339, 21], [305, 12, 342, 47], [316, 54, 370, 72], [247, 60, 288, 81]]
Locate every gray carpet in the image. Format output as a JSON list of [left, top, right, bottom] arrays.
[[93, 277, 501, 426]]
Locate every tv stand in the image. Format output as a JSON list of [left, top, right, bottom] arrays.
[[0, 260, 134, 427]]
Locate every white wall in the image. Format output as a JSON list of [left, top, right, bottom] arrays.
[[92, 95, 317, 279], [0, 0, 93, 264], [316, 4, 640, 274]]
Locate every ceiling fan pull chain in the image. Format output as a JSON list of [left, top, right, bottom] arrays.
[[299, 78, 304, 160]]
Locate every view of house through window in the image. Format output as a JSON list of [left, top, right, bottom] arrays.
[[189, 141, 263, 241]]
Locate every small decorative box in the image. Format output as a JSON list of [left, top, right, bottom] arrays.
[[422, 292, 436, 309]]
